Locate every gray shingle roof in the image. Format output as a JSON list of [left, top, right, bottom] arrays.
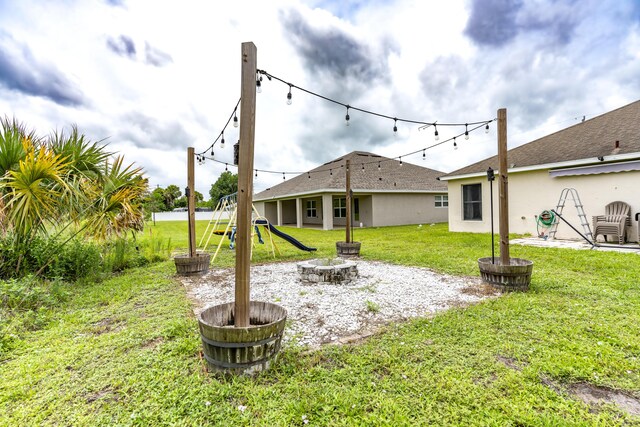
[[254, 151, 446, 200], [442, 99, 640, 178]]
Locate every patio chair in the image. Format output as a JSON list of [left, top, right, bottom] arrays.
[[592, 201, 631, 244]]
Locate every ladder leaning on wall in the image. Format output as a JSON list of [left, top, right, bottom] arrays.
[[547, 188, 594, 241]]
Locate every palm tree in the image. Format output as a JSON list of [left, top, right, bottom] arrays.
[[0, 118, 148, 277]]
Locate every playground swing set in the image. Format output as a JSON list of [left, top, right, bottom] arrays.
[[199, 192, 316, 264]]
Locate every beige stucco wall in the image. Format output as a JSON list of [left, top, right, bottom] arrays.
[[302, 196, 323, 225], [371, 193, 448, 227], [447, 169, 640, 242]]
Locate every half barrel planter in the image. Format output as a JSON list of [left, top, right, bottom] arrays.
[[174, 252, 210, 276], [478, 257, 534, 292], [336, 241, 361, 257], [198, 301, 287, 375]]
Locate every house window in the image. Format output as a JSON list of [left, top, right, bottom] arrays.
[[306, 200, 317, 218], [333, 197, 346, 218], [435, 195, 448, 208], [462, 184, 482, 220]]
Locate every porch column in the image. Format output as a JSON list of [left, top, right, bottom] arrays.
[[322, 194, 334, 230], [296, 198, 303, 228], [276, 200, 283, 226]]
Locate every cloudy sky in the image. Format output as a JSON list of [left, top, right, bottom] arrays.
[[1, 0, 639, 196]]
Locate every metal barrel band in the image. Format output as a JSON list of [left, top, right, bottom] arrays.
[[200, 334, 279, 348], [203, 352, 275, 369]]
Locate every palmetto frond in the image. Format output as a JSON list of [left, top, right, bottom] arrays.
[[49, 125, 111, 181], [84, 155, 148, 240], [0, 143, 71, 239]]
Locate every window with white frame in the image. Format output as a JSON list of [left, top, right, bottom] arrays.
[[306, 200, 317, 218], [435, 195, 448, 208], [462, 184, 482, 220], [333, 197, 346, 218]]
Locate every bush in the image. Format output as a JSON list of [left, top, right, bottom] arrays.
[[0, 235, 105, 281], [0, 276, 70, 358]]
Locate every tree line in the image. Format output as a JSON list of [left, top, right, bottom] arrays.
[[143, 171, 238, 212]]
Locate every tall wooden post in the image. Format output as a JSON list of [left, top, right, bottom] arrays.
[[497, 108, 510, 265], [345, 159, 352, 243], [235, 42, 257, 327], [187, 146, 196, 258]]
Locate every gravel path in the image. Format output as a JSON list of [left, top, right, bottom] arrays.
[[179, 260, 497, 349]]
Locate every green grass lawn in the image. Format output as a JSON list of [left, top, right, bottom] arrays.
[[1, 222, 639, 426]]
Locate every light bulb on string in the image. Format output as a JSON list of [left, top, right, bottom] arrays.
[[220, 133, 225, 148], [434, 125, 439, 141], [233, 112, 238, 128], [464, 124, 469, 140], [330, 169, 332, 176], [393, 118, 398, 135], [286, 85, 292, 105], [225, 163, 228, 171], [345, 106, 350, 127], [453, 137, 458, 150], [256, 77, 262, 93], [362, 163, 365, 171], [210, 148, 214, 157], [378, 162, 381, 171], [399, 156, 403, 166], [282, 172, 285, 181], [255, 170, 258, 178], [423, 149, 426, 160], [307, 172, 310, 179], [485, 123, 490, 134]]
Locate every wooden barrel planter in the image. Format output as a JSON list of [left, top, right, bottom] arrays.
[[198, 301, 287, 375], [336, 241, 361, 257], [174, 252, 210, 276], [478, 257, 533, 292]]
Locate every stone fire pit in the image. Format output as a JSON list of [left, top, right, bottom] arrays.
[[297, 258, 358, 284]]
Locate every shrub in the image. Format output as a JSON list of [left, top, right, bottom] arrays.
[[0, 276, 69, 358]]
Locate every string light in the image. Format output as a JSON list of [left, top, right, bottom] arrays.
[[198, 118, 494, 179], [453, 137, 458, 150], [225, 163, 228, 171], [196, 69, 499, 179], [255, 170, 258, 178], [307, 172, 310, 179], [196, 97, 240, 158], [287, 85, 292, 105]]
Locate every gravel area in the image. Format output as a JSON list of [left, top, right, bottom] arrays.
[[179, 260, 497, 349]]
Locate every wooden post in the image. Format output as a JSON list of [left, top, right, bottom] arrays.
[[497, 108, 510, 265], [345, 159, 351, 243], [235, 42, 257, 327], [187, 146, 196, 258]]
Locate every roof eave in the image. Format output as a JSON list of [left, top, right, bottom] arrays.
[[254, 187, 447, 201], [439, 152, 640, 181]]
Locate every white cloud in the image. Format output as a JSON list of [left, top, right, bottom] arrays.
[[0, 0, 638, 196]]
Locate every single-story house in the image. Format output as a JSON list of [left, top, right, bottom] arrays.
[[253, 151, 448, 230], [440, 99, 640, 242]]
